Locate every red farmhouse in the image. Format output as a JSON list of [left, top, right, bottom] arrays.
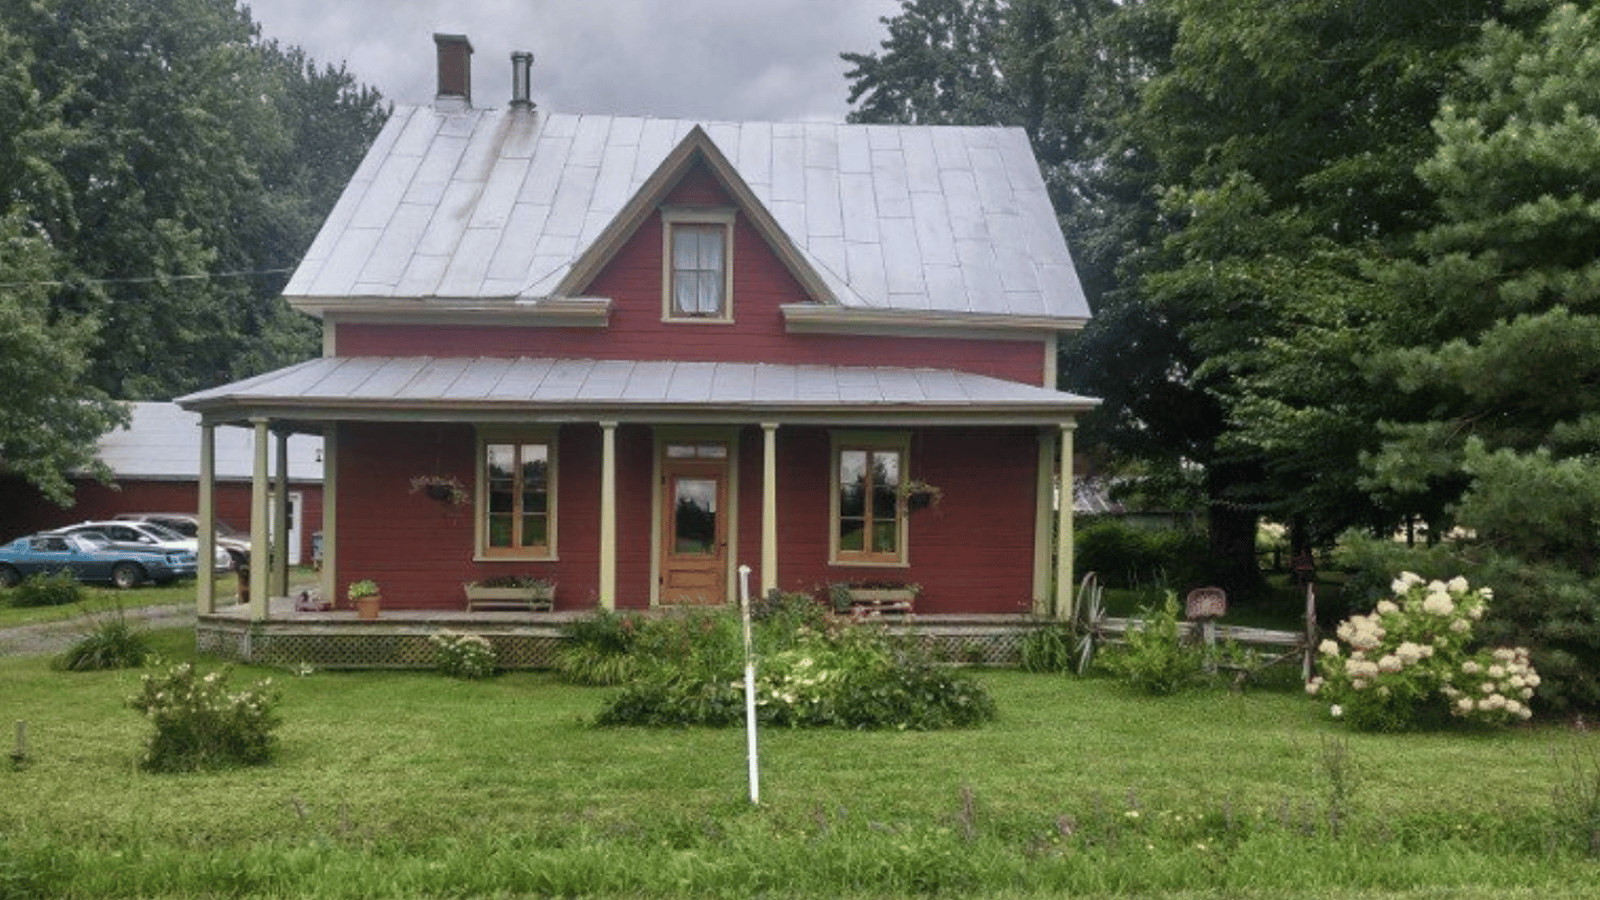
[[178, 35, 1097, 622]]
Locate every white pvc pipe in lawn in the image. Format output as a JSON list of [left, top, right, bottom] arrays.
[[739, 564, 760, 805]]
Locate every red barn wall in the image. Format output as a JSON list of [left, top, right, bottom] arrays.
[[334, 161, 1048, 387], [0, 476, 322, 563]]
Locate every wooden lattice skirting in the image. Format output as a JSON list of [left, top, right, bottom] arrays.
[[196, 614, 1039, 670]]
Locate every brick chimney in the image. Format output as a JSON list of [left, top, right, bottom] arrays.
[[510, 51, 535, 110], [434, 33, 473, 109]]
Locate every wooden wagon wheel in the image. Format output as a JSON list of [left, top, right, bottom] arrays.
[[1074, 571, 1106, 676]]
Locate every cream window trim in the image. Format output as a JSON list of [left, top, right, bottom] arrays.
[[828, 429, 912, 568], [661, 207, 736, 324], [475, 426, 559, 561]]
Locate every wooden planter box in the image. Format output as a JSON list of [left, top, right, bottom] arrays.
[[842, 587, 916, 615], [464, 584, 554, 612]]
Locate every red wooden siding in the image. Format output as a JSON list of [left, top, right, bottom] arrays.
[[748, 426, 1039, 614], [336, 159, 1049, 386], [330, 421, 1041, 614]]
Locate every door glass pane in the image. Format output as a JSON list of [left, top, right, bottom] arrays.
[[521, 515, 547, 547], [672, 477, 717, 555]]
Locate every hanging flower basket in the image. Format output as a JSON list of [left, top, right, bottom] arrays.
[[409, 474, 470, 506]]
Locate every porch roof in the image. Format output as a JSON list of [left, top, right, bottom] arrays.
[[176, 356, 1097, 427]]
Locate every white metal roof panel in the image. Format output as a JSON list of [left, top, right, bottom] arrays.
[[90, 402, 321, 482], [179, 358, 1096, 419], [286, 108, 1089, 321]]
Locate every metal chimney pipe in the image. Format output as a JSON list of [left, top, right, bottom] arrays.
[[510, 51, 534, 110]]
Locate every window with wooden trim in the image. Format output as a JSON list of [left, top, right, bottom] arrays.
[[832, 434, 909, 565], [479, 435, 556, 559], [662, 209, 734, 321]]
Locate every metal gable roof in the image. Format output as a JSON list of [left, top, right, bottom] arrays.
[[89, 402, 323, 482], [178, 357, 1098, 425], [286, 108, 1089, 322]]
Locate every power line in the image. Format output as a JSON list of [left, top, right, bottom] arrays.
[[0, 267, 296, 290]]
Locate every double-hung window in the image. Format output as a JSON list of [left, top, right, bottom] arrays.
[[831, 433, 910, 565], [479, 432, 556, 559], [662, 208, 734, 321]]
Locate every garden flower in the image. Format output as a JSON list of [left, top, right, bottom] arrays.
[[1319, 640, 1340, 656], [1447, 576, 1470, 594], [1330, 705, 1343, 718], [1375, 600, 1400, 615], [1422, 593, 1455, 616]]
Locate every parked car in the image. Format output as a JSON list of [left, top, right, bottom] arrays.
[[56, 520, 231, 572], [113, 513, 250, 569], [0, 531, 198, 588]]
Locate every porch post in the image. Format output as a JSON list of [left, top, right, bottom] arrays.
[[599, 421, 618, 611], [760, 422, 778, 596], [319, 425, 338, 609], [197, 423, 216, 615], [249, 418, 271, 622], [271, 428, 290, 599], [1053, 420, 1077, 621], [1032, 427, 1057, 616]]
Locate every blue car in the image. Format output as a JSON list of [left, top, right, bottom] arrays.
[[0, 531, 198, 589]]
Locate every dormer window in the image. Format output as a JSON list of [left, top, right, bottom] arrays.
[[662, 208, 735, 322]]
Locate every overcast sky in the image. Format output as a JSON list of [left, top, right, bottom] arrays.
[[240, 0, 904, 121]]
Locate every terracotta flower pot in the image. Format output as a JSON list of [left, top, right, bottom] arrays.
[[355, 595, 381, 620]]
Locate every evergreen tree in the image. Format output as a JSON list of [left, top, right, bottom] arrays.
[[1365, 0, 1600, 709]]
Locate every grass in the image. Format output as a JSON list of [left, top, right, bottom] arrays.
[[2, 627, 1598, 898], [0, 577, 235, 629]]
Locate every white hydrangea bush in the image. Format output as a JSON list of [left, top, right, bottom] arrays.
[[1307, 573, 1539, 731]]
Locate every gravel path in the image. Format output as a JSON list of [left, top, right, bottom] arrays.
[[0, 604, 197, 657]]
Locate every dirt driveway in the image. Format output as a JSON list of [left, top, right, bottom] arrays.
[[0, 604, 195, 657]]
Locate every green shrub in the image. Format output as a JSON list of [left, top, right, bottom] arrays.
[[127, 663, 280, 772], [1098, 593, 1204, 695], [1075, 520, 1207, 590], [592, 608, 997, 730], [1018, 621, 1079, 673], [1311, 572, 1540, 732], [9, 571, 82, 607], [430, 630, 497, 679], [55, 607, 151, 671], [555, 611, 647, 685]]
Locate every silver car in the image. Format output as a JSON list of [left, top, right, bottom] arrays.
[[57, 520, 231, 573]]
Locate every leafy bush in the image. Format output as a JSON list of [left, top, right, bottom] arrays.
[[55, 608, 151, 671], [127, 663, 280, 772], [1075, 520, 1207, 590], [430, 630, 497, 679], [8, 571, 82, 607], [1018, 622, 1079, 673], [555, 610, 647, 685], [1309, 572, 1540, 732], [592, 608, 996, 730], [1097, 594, 1204, 695]]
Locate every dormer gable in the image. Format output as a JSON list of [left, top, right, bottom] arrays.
[[549, 126, 844, 316]]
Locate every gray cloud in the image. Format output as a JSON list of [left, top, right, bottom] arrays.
[[242, 0, 901, 120]]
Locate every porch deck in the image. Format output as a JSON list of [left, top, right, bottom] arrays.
[[196, 597, 1040, 670]]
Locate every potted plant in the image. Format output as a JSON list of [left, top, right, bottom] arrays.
[[347, 579, 382, 620], [827, 581, 920, 614], [898, 479, 943, 512], [463, 575, 555, 612], [409, 474, 470, 506]]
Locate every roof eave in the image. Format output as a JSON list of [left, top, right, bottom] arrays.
[[294, 296, 613, 328], [780, 303, 1088, 339], [183, 396, 1099, 429]]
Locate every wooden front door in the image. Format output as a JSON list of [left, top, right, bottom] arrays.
[[659, 456, 728, 606]]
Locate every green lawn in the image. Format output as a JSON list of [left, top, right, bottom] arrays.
[[2, 626, 1597, 899]]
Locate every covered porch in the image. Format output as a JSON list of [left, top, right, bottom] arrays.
[[178, 356, 1096, 626]]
